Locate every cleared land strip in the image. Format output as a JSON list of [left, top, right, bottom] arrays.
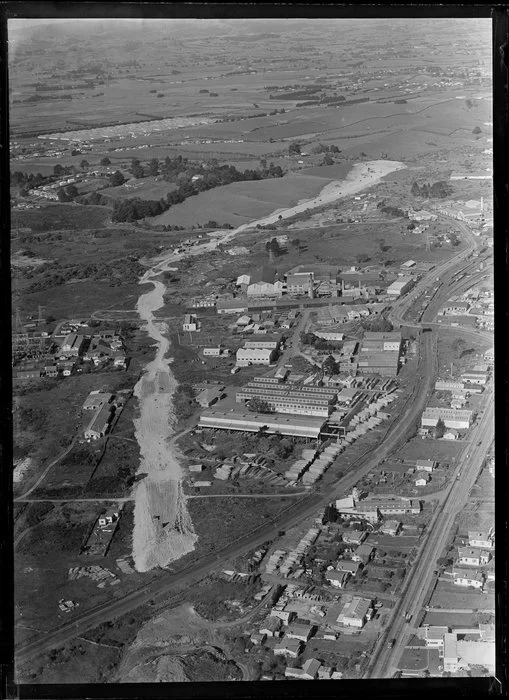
[[15, 492, 308, 504]]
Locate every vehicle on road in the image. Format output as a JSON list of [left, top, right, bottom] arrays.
[[388, 639, 396, 649]]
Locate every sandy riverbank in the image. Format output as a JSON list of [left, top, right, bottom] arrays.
[[238, 159, 406, 230], [131, 268, 197, 573], [130, 158, 404, 572]]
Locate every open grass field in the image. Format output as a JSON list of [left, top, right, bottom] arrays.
[[148, 170, 340, 227], [17, 280, 143, 318], [101, 176, 175, 202]]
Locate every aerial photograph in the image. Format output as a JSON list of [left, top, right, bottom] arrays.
[[9, 14, 495, 687]]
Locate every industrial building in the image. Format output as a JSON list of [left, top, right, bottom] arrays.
[[236, 347, 277, 366], [362, 497, 422, 515], [362, 331, 402, 351], [236, 379, 337, 417], [421, 407, 473, 430], [198, 409, 326, 438], [335, 596, 373, 628], [435, 380, 465, 391], [84, 401, 114, 440], [460, 370, 489, 386], [357, 351, 400, 376], [247, 267, 281, 297], [244, 335, 281, 350], [82, 391, 113, 411], [386, 277, 414, 297], [60, 333, 87, 356]]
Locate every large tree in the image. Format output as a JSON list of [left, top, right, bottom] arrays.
[[109, 170, 126, 187]]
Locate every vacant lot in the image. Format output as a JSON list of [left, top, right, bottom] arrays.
[[395, 437, 462, 464], [429, 580, 494, 611], [422, 611, 479, 628]]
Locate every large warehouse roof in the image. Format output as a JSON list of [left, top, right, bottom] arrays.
[[198, 409, 326, 438]]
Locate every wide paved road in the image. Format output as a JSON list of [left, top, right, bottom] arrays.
[[366, 390, 494, 678]]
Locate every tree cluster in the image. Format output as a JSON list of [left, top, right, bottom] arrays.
[[311, 143, 341, 154], [111, 159, 284, 223], [247, 397, 275, 414], [360, 316, 393, 332], [411, 181, 453, 199], [300, 331, 342, 352]]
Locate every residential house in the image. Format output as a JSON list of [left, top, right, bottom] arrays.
[[273, 638, 303, 658], [415, 473, 430, 486], [415, 459, 436, 472], [453, 569, 484, 589], [85, 339, 115, 365], [380, 520, 401, 536], [457, 547, 491, 566], [443, 429, 459, 440], [468, 530, 494, 549], [352, 543, 375, 564], [259, 616, 282, 638], [98, 509, 119, 527], [112, 350, 127, 368], [341, 530, 367, 546], [250, 632, 266, 646], [423, 626, 449, 649], [325, 570, 351, 589], [335, 560, 362, 576], [183, 314, 198, 332], [59, 360, 75, 376], [301, 658, 322, 679], [270, 609, 296, 625], [285, 623, 316, 643]]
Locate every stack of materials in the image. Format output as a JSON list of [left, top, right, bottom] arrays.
[[284, 448, 317, 482], [265, 549, 286, 574], [279, 528, 320, 575]]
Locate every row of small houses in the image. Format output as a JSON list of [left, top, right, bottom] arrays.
[[449, 528, 495, 590]]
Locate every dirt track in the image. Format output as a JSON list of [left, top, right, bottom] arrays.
[[131, 269, 197, 573]]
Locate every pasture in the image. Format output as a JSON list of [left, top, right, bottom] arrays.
[[148, 170, 350, 228]]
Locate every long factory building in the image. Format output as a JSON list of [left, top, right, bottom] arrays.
[[236, 378, 338, 417], [198, 409, 326, 439]]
